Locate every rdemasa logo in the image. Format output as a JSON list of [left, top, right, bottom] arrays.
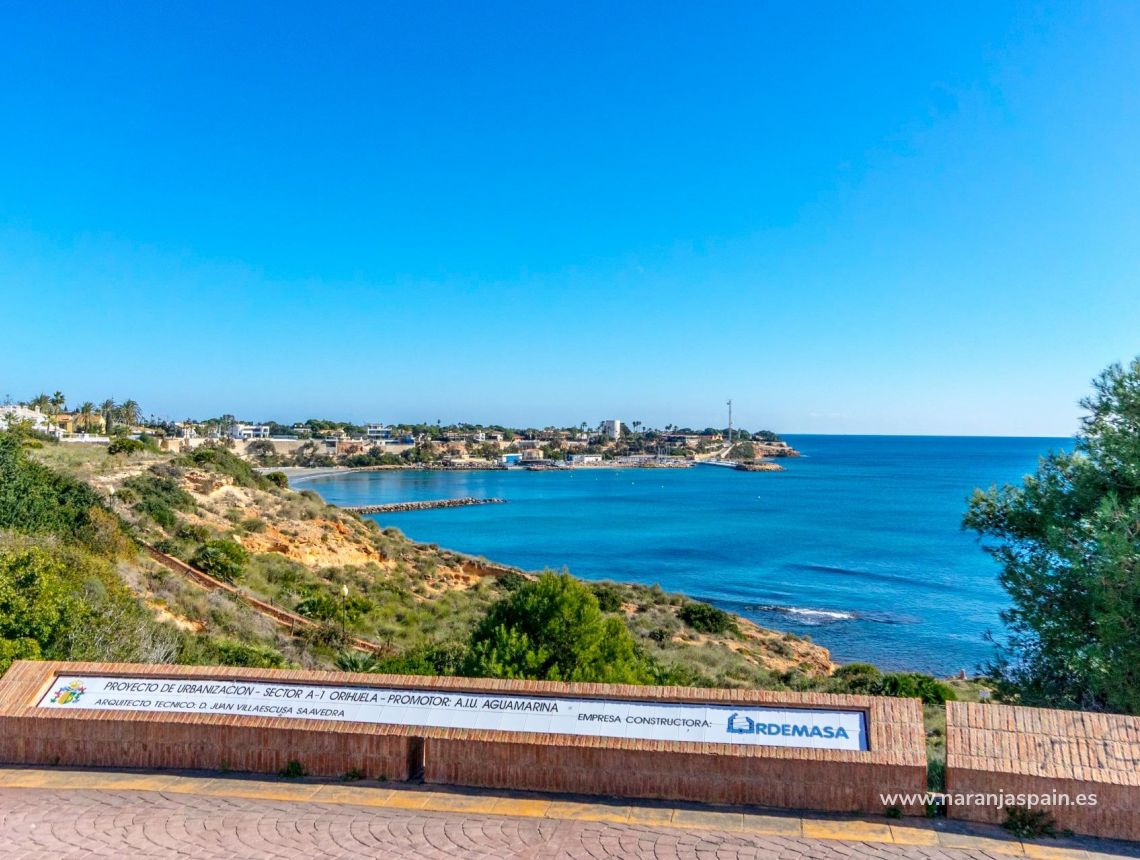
[[726, 712, 851, 740]]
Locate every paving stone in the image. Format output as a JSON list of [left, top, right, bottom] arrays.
[[0, 786, 1119, 859]]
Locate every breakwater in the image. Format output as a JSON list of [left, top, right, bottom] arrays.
[[342, 497, 506, 514]]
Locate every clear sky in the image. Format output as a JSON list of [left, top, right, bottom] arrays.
[[3, 3, 1138, 435]]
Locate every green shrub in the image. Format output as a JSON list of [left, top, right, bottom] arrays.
[[828, 662, 884, 694], [0, 537, 177, 672], [0, 637, 42, 676], [239, 517, 267, 533], [927, 758, 946, 792], [210, 639, 286, 668], [876, 673, 958, 705], [294, 590, 372, 623], [367, 642, 468, 676], [462, 572, 653, 684], [179, 446, 271, 490], [279, 760, 306, 779], [591, 583, 623, 612], [175, 521, 211, 543], [190, 540, 248, 583], [496, 571, 527, 591], [1003, 806, 1056, 839], [107, 437, 145, 456], [678, 601, 737, 635], [264, 471, 289, 489], [0, 433, 130, 556], [122, 472, 195, 530], [828, 664, 956, 705]]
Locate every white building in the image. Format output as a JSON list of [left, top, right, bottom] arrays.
[[601, 419, 622, 440], [230, 423, 271, 440], [366, 423, 390, 440], [567, 453, 603, 465], [0, 405, 60, 437]]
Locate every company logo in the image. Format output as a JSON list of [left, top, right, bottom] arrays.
[[50, 680, 86, 705], [726, 712, 755, 734], [725, 712, 850, 740]]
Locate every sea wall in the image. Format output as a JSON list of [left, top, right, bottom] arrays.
[[342, 498, 506, 514]]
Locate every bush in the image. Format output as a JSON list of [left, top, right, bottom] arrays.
[[828, 662, 884, 694], [828, 664, 956, 704], [210, 639, 286, 669], [876, 672, 958, 705], [591, 583, 623, 612], [0, 433, 130, 556], [496, 571, 528, 592], [279, 760, 307, 779], [190, 540, 248, 583], [1003, 806, 1056, 839], [367, 642, 468, 676], [122, 472, 195, 530], [107, 437, 153, 456], [179, 446, 271, 490], [678, 601, 737, 635], [264, 471, 289, 489], [0, 537, 177, 673], [175, 521, 211, 543], [462, 572, 653, 684], [294, 589, 372, 624]]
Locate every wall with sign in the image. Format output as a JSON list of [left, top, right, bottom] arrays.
[[0, 661, 929, 815]]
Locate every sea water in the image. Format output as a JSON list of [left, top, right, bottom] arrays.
[[303, 435, 1070, 675]]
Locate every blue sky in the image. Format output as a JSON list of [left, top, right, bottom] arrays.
[[2, 3, 1138, 435]]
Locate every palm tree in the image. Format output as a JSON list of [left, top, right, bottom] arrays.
[[335, 651, 379, 673], [49, 391, 66, 415], [29, 393, 51, 413], [119, 399, 142, 429], [100, 398, 116, 433], [78, 401, 95, 432]]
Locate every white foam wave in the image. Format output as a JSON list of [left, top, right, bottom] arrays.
[[756, 604, 856, 624]]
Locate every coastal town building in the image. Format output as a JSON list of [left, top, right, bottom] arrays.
[[0, 405, 60, 437], [51, 411, 107, 434], [601, 419, 622, 439], [567, 453, 603, 465], [366, 423, 391, 440], [229, 423, 271, 440]]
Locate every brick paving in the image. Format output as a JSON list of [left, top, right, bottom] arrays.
[[0, 786, 1067, 859]]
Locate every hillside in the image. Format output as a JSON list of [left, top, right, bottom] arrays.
[[21, 439, 834, 685]]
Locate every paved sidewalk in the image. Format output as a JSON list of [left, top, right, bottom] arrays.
[[1, 767, 1137, 859]]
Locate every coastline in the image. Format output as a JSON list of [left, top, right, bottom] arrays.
[[288, 440, 1033, 678]]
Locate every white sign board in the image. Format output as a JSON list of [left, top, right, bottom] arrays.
[[38, 675, 868, 752]]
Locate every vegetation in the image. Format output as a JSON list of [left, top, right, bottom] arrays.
[[121, 471, 196, 530], [1002, 806, 1057, 839], [964, 357, 1140, 714], [678, 600, 738, 635], [0, 537, 178, 675], [462, 572, 654, 683], [190, 540, 249, 583], [178, 446, 274, 490], [824, 662, 957, 704], [0, 434, 134, 556]]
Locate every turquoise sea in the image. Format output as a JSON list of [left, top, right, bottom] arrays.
[[302, 435, 1071, 675]]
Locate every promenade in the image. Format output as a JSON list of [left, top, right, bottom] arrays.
[[2, 767, 1137, 859]]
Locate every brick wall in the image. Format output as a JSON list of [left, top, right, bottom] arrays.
[[946, 701, 1140, 841], [426, 738, 922, 811], [0, 661, 927, 814]]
